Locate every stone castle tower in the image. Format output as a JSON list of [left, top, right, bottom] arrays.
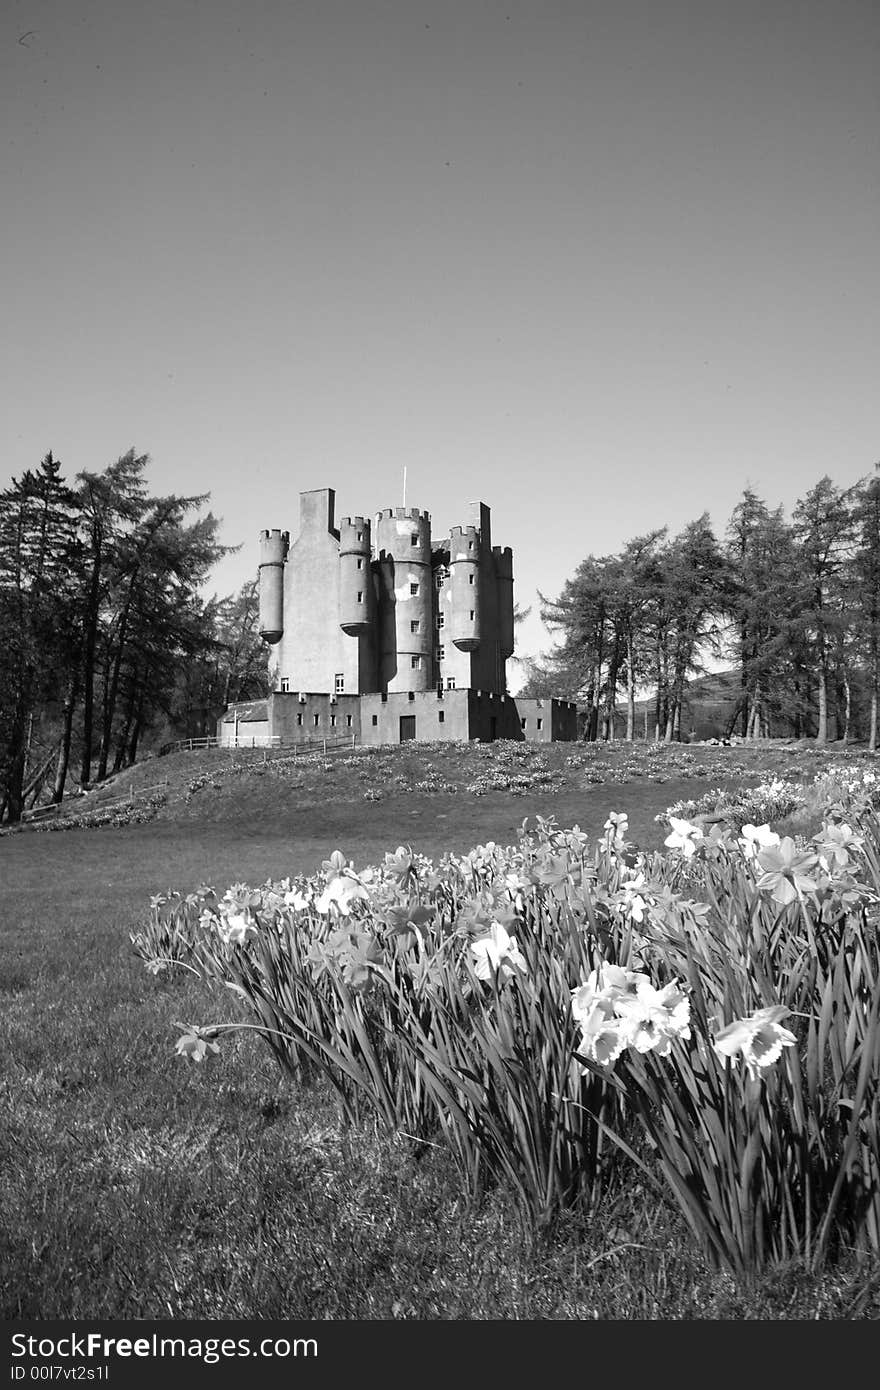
[[218, 485, 576, 747], [258, 487, 515, 699]]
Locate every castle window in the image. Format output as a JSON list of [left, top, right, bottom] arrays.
[[408, 691, 415, 701], [411, 656, 421, 669], [280, 677, 289, 692], [410, 619, 420, 633], [357, 591, 363, 603], [468, 573, 475, 585], [296, 713, 303, 727], [372, 714, 378, 726], [435, 569, 447, 589], [521, 718, 527, 730], [381, 693, 388, 703], [410, 582, 419, 596], [334, 673, 344, 694], [469, 610, 475, 621], [330, 714, 337, 727], [346, 714, 353, 728], [313, 713, 320, 727], [436, 645, 444, 662], [446, 677, 456, 690], [537, 718, 543, 732], [357, 557, 364, 570], [468, 540, 474, 550], [357, 531, 363, 542], [411, 533, 418, 546], [438, 710, 445, 724], [436, 612, 444, 629]]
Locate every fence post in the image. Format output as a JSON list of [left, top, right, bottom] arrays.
[[322, 738, 326, 755]]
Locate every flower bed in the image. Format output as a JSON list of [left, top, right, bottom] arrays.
[[133, 785, 880, 1281]]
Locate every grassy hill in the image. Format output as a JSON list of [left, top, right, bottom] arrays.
[[7, 734, 849, 859]]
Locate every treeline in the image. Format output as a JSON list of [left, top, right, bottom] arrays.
[[520, 470, 880, 746], [0, 450, 268, 822]]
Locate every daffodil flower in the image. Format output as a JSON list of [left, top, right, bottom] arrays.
[[664, 817, 703, 858], [603, 812, 629, 852], [217, 909, 253, 945], [614, 978, 691, 1056], [713, 1005, 797, 1080], [314, 874, 370, 916], [754, 837, 820, 905], [738, 823, 780, 861], [812, 822, 863, 873], [175, 1031, 220, 1062], [576, 1006, 628, 1067], [470, 921, 527, 981], [571, 964, 642, 1024], [620, 872, 649, 922]]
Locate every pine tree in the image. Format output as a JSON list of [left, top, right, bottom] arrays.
[[0, 454, 81, 820], [791, 477, 859, 744]]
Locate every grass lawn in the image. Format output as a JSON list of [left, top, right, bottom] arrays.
[[3, 740, 879, 1319]]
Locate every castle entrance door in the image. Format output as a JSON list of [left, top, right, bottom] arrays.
[[399, 715, 416, 742]]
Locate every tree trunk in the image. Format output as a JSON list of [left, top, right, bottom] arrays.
[[870, 640, 878, 753], [3, 685, 31, 823], [740, 623, 750, 737], [128, 682, 147, 765], [586, 660, 601, 742], [842, 671, 851, 744], [52, 669, 80, 803], [625, 633, 635, 741], [112, 668, 141, 773], [79, 545, 103, 786], [663, 696, 675, 744], [816, 662, 828, 745], [603, 658, 618, 741]]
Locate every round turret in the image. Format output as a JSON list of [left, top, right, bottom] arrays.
[[375, 507, 432, 691], [450, 525, 481, 651], [338, 516, 375, 636], [258, 529, 289, 644]]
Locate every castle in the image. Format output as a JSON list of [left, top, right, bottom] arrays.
[[218, 487, 577, 747]]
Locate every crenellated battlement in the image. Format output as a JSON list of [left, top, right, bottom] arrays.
[[259, 529, 289, 567], [340, 515, 369, 529], [376, 507, 431, 522], [449, 524, 481, 541]]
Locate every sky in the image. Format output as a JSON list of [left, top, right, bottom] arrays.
[[2, 0, 878, 691]]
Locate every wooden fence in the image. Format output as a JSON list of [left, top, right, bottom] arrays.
[[20, 777, 172, 824], [158, 733, 357, 757], [17, 733, 359, 825]]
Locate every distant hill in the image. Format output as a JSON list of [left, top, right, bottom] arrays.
[[615, 668, 748, 741]]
